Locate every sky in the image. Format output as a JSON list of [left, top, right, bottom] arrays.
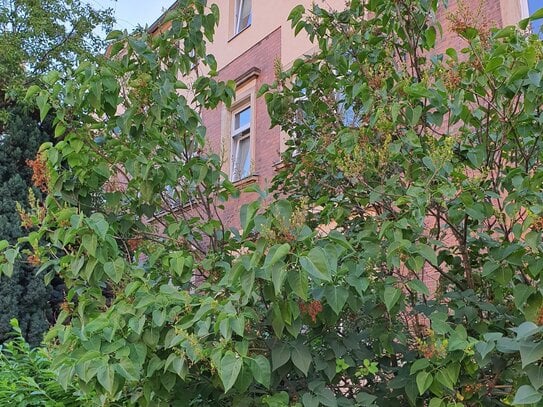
[[530, 0, 543, 35], [87, 0, 175, 31]]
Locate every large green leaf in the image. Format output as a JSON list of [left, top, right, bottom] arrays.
[[520, 341, 543, 368], [512, 385, 542, 405], [264, 243, 291, 268], [526, 365, 543, 391], [287, 270, 309, 300], [103, 258, 125, 283], [416, 371, 433, 395], [291, 342, 312, 376], [414, 243, 438, 266], [249, 355, 271, 388], [97, 365, 115, 393], [384, 286, 402, 312], [435, 364, 459, 390], [271, 342, 290, 371], [218, 351, 242, 393], [324, 285, 349, 315], [299, 247, 332, 282], [271, 262, 288, 296]]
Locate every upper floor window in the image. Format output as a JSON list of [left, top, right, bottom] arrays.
[[234, 0, 252, 34], [231, 105, 252, 181]]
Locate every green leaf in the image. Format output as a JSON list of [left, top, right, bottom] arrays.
[[346, 275, 369, 297], [425, 26, 436, 48], [355, 392, 378, 406], [271, 262, 288, 296], [519, 17, 530, 30], [414, 243, 438, 266], [164, 354, 187, 378], [324, 285, 349, 315], [4, 248, 17, 264], [249, 355, 271, 388], [103, 258, 125, 283], [435, 364, 459, 390], [97, 365, 115, 393], [407, 279, 430, 296], [520, 341, 543, 368], [240, 201, 259, 237], [300, 247, 332, 282], [288, 4, 305, 27], [106, 30, 124, 40], [410, 359, 430, 374], [316, 387, 338, 407], [264, 243, 291, 268], [532, 7, 543, 20], [512, 385, 542, 405], [25, 85, 41, 100], [513, 285, 536, 311], [291, 342, 312, 376], [36, 91, 51, 122], [475, 341, 495, 360], [271, 342, 290, 371], [302, 393, 320, 407], [218, 351, 242, 393], [82, 234, 97, 257], [263, 392, 290, 407], [383, 286, 401, 312], [513, 322, 542, 340], [416, 371, 433, 395], [287, 270, 309, 301], [526, 365, 543, 391], [152, 309, 166, 327]]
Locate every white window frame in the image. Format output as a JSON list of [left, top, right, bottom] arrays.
[[231, 104, 252, 181], [234, 0, 252, 35]]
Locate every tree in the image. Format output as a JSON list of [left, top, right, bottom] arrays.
[[0, 0, 114, 110], [7, 0, 543, 406], [0, 106, 52, 346], [0, 0, 114, 345], [264, 1, 543, 405]]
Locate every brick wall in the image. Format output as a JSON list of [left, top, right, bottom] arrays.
[[200, 28, 282, 230], [186, 1, 510, 235], [435, 0, 503, 55]]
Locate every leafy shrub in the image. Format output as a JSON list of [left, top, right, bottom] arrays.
[[0, 319, 88, 406]]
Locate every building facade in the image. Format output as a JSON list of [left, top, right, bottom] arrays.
[[150, 0, 530, 229]]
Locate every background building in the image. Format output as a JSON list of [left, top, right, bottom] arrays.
[[150, 0, 530, 228]]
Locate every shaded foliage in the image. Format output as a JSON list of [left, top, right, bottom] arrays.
[[0, 106, 52, 346]]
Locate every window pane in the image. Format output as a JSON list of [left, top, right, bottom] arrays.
[[236, 0, 252, 33], [238, 137, 251, 179], [233, 137, 251, 180], [234, 106, 251, 130]]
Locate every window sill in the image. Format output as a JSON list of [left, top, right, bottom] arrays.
[[232, 174, 259, 188], [228, 24, 251, 42], [155, 198, 197, 218], [273, 160, 286, 171]]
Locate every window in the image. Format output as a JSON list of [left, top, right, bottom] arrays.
[[231, 105, 252, 181], [234, 0, 252, 34]]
